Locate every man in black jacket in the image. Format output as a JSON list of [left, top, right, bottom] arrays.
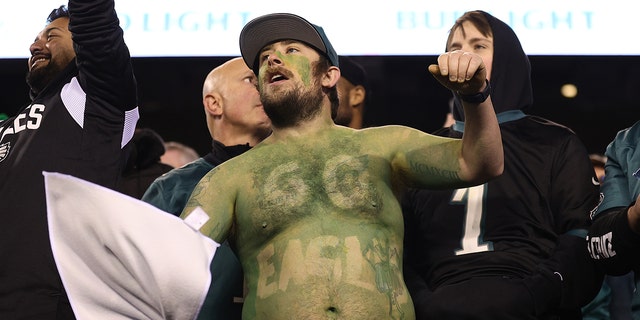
[[0, 1, 138, 318]]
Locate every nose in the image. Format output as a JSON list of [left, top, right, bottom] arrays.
[[266, 52, 282, 68], [460, 44, 473, 54], [30, 38, 44, 55]]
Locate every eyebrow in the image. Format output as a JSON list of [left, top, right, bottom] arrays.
[[46, 26, 66, 34], [469, 37, 492, 43], [260, 40, 305, 54], [449, 37, 491, 48], [242, 70, 256, 78]]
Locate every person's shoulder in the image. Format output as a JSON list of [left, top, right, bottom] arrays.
[[358, 124, 421, 136], [355, 125, 446, 156], [612, 120, 640, 143], [495, 116, 584, 157], [524, 115, 575, 133], [207, 152, 253, 177], [509, 115, 580, 144], [154, 158, 211, 181], [359, 124, 448, 144], [603, 121, 640, 155], [339, 125, 394, 143]]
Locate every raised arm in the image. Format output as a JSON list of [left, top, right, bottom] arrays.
[[69, 0, 136, 111], [429, 50, 503, 184]]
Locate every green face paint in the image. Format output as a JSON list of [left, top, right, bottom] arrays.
[[281, 52, 312, 85], [259, 50, 313, 85]]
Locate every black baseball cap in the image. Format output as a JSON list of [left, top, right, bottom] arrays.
[[338, 56, 367, 88], [239, 13, 339, 75]]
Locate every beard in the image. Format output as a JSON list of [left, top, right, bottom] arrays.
[[26, 60, 66, 95], [260, 75, 324, 129]]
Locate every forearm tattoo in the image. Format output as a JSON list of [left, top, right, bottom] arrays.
[[409, 161, 459, 180]]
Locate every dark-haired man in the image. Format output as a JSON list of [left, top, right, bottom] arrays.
[[0, 0, 138, 318], [180, 12, 503, 319], [335, 55, 367, 129]]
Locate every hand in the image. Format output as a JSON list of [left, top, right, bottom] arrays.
[[428, 50, 488, 95]]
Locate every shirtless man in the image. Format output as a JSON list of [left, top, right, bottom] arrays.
[[181, 13, 503, 319]]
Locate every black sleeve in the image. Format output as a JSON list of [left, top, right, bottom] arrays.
[[68, 0, 137, 112], [521, 232, 604, 314], [65, 0, 138, 187], [554, 233, 604, 309], [588, 206, 640, 275]]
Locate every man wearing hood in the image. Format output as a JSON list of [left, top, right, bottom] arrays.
[[402, 10, 603, 319]]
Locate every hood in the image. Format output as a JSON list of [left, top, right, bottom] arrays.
[[453, 11, 533, 122], [123, 128, 166, 172]]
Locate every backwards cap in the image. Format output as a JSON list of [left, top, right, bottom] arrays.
[[239, 13, 339, 75], [338, 56, 367, 88]]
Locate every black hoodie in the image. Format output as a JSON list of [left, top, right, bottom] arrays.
[[403, 10, 603, 319], [452, 11, 532, 122]]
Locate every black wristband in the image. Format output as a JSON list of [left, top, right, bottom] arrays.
[[457, 79, 491, 103]]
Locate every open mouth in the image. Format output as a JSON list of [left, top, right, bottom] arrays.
[[30, 55, 48, 69], [266, 68, 292, 84], [269, 72, 288, 84]]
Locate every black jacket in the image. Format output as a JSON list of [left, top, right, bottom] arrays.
[[0, 0, 138, 317]]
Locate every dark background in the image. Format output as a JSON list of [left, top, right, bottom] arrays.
[[2, 55, 639, 156]]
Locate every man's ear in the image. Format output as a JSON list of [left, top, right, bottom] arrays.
[[203, 93, 223, 116], [322, 66, 341, 88], [350, 85, 366, 106]]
